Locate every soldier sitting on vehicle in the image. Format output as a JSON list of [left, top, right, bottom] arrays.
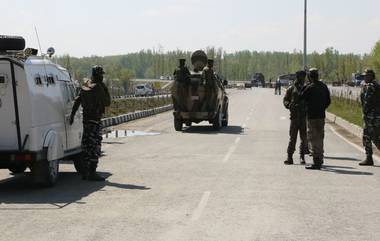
[[172, 58, 191, 112], [202, 59, 217, 111]]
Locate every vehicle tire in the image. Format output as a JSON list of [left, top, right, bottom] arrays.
[[222, 106, 229, 127], [174, 118, 183, 131], [8, 163, 27, 174], [213, 109, 222, 130], [0, 35, 25, 51], [32, 159, 59, 187]]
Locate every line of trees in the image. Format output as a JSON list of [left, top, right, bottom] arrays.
[[55, 41, 380, 84]]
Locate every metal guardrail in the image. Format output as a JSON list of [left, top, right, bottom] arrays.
[[111, 94, 171, 100]]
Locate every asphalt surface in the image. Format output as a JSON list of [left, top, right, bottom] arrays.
[[1, 88, 380, 241]]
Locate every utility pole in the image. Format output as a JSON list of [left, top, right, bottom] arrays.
[[303, 0, 308, 70]]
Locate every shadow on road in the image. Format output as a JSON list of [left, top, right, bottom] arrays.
[[183, 125, 245, 135], [325, 156, 362, 162], [322, 165, 373, 176], [0, 172, 150, 210]]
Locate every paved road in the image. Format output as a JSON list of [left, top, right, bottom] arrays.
[[1, 89, 380, 241]]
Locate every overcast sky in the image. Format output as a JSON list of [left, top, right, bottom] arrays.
[[3, 0, 380, 57]]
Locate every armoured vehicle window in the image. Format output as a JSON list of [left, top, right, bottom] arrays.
[[0, 76, 5, 84], [47, 75, 55, 84], [35, 75, 42, 85]]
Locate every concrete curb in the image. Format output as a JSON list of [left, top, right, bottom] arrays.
[[101, 104, 174, 128], [326, 112, 363, 138]]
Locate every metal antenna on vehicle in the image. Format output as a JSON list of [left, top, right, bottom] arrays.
[[34, 26, 49, 86]]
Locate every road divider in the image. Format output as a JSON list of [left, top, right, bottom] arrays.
[[326, 112, 363, 138], [101, 104, 173, 128]]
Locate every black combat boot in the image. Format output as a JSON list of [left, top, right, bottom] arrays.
[[284, 154, 294, 165], [87, 163, 105, 181], [300, 154, 306, 165], [305, 157, 322, 170], [87, 171, 106, 181], [359, 156, 374, 166]]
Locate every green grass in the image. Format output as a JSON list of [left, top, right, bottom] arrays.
[[105, 96, 172, 117], [327, 96, 363, 127]]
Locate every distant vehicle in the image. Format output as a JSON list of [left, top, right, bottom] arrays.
[[135, 83, 153, 96], [350, 73, 364, 87], [0, 35, 83, 187], [277, 74, 296, 86], [251, 73, 265, 87]]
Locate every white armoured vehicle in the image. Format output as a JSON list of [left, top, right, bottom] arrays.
[[0, 35, 83, 186]]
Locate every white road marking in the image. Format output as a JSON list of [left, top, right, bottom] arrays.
[[329, 125, 380, 162], [223, 145, 238, 163], [191, 191, 211, 221], [223, 137, 241, 163]]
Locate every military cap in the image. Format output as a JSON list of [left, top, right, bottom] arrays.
[[296, 70, 306, 78]]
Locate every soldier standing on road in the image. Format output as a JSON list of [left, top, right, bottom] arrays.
[[300, 68, 331, 170], [172, 58, 191, 111], [275, 79, 282, 95], [70, 65, 111, 181], [283, 70, 309, 165], [360, 69, 380, 166]]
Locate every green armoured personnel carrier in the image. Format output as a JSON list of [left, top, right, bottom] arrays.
[[171, 50, 229, 131]]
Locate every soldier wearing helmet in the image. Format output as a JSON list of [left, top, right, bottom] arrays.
[[70, 65, 111, 181], [360, 69, 380, 166]]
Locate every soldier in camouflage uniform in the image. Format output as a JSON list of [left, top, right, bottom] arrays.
[[70, 65, 111, 181], [283, 70, 308, 165], [202, 59, 217, 111], [360, 69, 380, 166], [172, 58, 191, 112]]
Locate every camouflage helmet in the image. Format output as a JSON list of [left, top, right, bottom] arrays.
[[92, 65, 105, 77]]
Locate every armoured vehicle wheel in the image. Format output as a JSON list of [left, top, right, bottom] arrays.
[[32, 159, 59, 187], [8, 163, 27, 174], [213, 109, 222, 130], [0, 35, 25, 51], [222, 106, 229, 127], [174, 118, 183, 131]]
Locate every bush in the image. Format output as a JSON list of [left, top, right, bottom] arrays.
[[104, 96, 172, 118]]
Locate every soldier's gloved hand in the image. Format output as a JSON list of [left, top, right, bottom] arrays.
[[69, 115, 74, 125]]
